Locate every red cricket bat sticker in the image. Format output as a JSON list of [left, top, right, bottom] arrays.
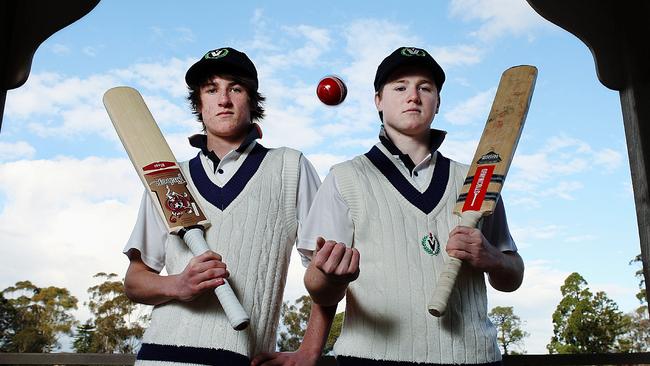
[[462, 165, 495, 211], [143, 161, 176, 172]]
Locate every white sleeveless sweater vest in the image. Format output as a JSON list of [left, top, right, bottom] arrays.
[[139, 147, 300, 361], [332, 151, 501, 364]]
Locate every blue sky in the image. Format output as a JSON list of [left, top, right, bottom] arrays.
[[0, 0, 642, 354]]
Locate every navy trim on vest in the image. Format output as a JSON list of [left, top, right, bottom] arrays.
[[365, 146, 450, 215], [137, 343, 249, 366], [337, 355, 502, 366], [379, 135, 416, 174], [188, 124, 263, 173], [190, 143, 269, 210]]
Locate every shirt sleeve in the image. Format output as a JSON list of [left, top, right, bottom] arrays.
[[296, 170, 355, 267], [296, 155, 322, 228], [480, 197, 517, 253], [122, 191, 169, 272]]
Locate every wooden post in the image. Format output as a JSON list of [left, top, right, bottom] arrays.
[[620, 82, 650, 315]]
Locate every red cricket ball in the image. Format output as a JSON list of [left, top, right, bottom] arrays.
[[316, 76, 347, 106]]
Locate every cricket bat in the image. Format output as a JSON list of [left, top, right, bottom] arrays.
[[103, 86, 250, 330], [428, 65, 537, 317]]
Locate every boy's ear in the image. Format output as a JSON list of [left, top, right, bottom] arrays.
[[374, 92, 382, 112]]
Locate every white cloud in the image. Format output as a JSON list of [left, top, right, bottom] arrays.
[[5, 72, 119, 138], [511, 223, 563, 242], [488, 259, 570, 353], [4, 57, 197, 140], [594, 148, 623, 172], [438, 137, 478, 164], [508, 135, 625, 203], [545, 135, 591, 153], [149, 26, 197, 47], [263, 105, 323, 150], [304, 153, 349, 179], [624, 181, 634, 197], [564, 234, 597, 243], [251, 8, 265, 26], [0, 141, 36, 161], [51, 43, 70, 55], [113, 57, 193, 98], [443, 87, 496, 125], [6, 72, 116, 119], [83, 46, 98, 57], [175, 27, 196, 43], [140, 93, 193, 129], [4, 16, 489, 161], [430, 45, 483, 68], [248, 9, 277, 52], [539, 180, 583, 200], [334, 138, 377, 150], [257, 25, 332, 73], [244, 17, 428, 152], [0, 157, 142, 322], [591, 282, 639, 312], [449, 0, 548, 42], [33, 102, 113, 139], [342, 19, 417, 89]]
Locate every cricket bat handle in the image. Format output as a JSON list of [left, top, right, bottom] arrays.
[[428, 210, 483, 317], [183, 228, 250, 330]]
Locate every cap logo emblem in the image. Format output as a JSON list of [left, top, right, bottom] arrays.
[[401, 47, 427, 57], [205, 48, 229, 60]]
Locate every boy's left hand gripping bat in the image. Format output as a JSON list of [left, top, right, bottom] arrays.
[[103, 86, 249, 330]]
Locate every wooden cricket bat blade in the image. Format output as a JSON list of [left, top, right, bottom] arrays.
[[428, 65, 537, 317], [103, 86, 250, 330]]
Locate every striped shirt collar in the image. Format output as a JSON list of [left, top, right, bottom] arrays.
[[188, 123, 262, 168], [378, 126, 446, 173]]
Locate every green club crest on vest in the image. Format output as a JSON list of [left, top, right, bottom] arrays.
[[205, 48, 229, 60], [401, 47, 427, 57], [421, 232, 440, 256]]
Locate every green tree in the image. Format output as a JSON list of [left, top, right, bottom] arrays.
[[547, 272, 630, 354], [72, 320, 96, 353], [0, 293, 18, 351], [83, 272, 149, 353], [1, 280, 78, 352], [324, 312, 344, 354], [621, 254, 650, 351], [488, 306, 528, 355], [277, 295, 344, 353], [277, 295, 312, 351]]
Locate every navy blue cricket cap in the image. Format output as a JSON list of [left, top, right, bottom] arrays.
[[185, 47, 258, 90], [374, 47, 446, 92]]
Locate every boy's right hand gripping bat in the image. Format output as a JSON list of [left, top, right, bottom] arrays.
[[428, 65, 537, 317], [103, 86, 250, 330]]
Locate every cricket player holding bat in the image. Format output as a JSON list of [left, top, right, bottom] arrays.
[[295, 47, 531, 366], [114, 47, 330, 366]]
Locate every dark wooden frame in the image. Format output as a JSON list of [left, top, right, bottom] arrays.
[[2, 352, 650, 366], [526, 0, 650, 316]]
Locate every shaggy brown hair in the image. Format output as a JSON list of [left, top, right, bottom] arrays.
[[187, 73, 265, 130]]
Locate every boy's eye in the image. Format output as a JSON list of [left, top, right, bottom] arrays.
[[230, 86, 243, 93], [394, 86, 406, 91]]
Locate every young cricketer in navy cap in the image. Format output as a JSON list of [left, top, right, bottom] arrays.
[[298, 47, 525, 365], [122, 47, 331, 366]]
